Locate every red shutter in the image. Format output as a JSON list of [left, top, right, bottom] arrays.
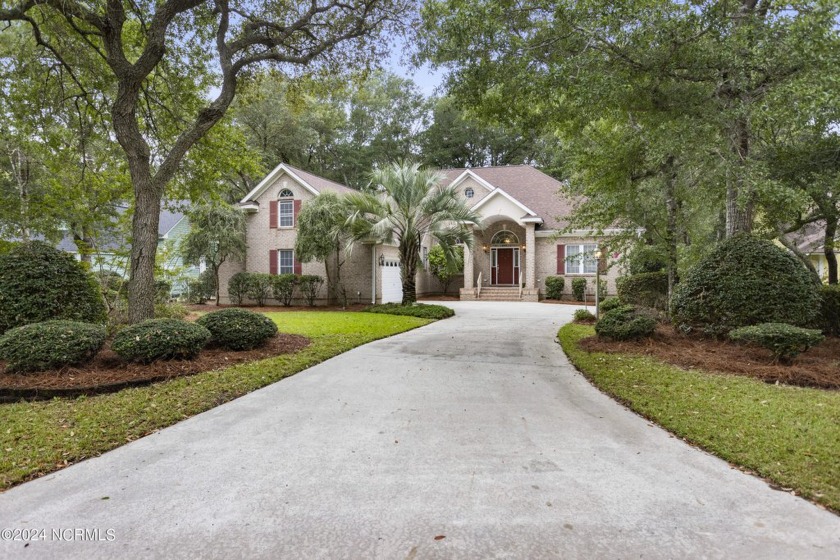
[[556, 244, 565, 274], [269, 200, 278, 229], [293, 199, 301, 227], [269, 250, 278, 275], [293, 253, 302, 275]]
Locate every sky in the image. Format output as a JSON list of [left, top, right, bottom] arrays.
[[385, 35, 446, 97]]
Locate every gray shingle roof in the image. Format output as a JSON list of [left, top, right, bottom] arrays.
[[285, 164, 356, 195], [439, 165, 574, 229], [785, 221, 835, 254]]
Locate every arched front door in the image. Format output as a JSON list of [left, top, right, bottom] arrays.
[[490, 230, 520, 285]]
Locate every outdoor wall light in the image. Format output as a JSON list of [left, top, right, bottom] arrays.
[[521, 244, 526, 252], [482, 244, 489, 253], [378, 254, 385, 266]]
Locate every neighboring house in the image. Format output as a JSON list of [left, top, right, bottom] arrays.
[[784, 221, 840, 281], [219, 163, 619, 304], [58, 205, 201, 295]]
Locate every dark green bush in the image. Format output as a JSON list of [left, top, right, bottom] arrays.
[[185, 270, 215, 304], [544, 276, 565, 300], [154, 302, 188, 320], [297, 275, 324, 306], [573, 309, 596, 323], [616, 271, 669, 311], [819, 285, 840, 336], [595, 305, 657, 341], [600, 297, 623, 312], [271, 274, 297, 307], [0, 320, 107, 373], [112, 319, 210, 363], [228, 272, 251, 305], [671, 235, 821, 336], [597, 278, 607, 300], [627, 244, 667, 274], [196, 308, 278, 350], [729, 323, 824, 363], [571, 278, 587, 301], [0, 241, 107, 334], [364, 303, 454, 320], [246, 273, 272, 306]]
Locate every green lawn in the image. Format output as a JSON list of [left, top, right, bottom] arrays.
[[0, 312, 430, 490], [559, 323, 840, 513]]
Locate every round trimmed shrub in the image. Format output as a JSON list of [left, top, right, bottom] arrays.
[[0, 241, 107, 334], [671, 235, 821, 335], [616, 271, 668, 311], [573, 309, 596, 323], [595, 305, 656, 341], [0, 320, 107, 373], [729, 323, 824, 363], [544, 276, 565, 300], [600, 297, 623, 313], [196, 308, 278, 350], [112, 319, 210, 363], [818, 284, 840, 336]]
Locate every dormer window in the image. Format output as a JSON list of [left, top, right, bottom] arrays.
[[464, 187, 474, 199], [278, 189, 294, 227]]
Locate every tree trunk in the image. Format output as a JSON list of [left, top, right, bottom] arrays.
[[824, 219, 837, 285], [663, 155, 680, 299], [777, 228, 821, 284], [400, 239, 419, 305], [212, 263, 221, 305], [725, 116, 754, 237], [127, 183, 162, 323]]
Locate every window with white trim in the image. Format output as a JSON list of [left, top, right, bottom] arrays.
[[422, 246, 428, 270], [278, 189, 294, 227], [566, 244, 598, 274], [278, 249, 294, 274]]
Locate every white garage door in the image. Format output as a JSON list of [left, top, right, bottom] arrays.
[[381, 260, 403, 304]]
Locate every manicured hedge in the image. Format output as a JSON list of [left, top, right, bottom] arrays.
[[616, 271, 668, 311], [364, 303, 454, 320], [271, 274, 297, 306], [297, 275, 325, 306], [595, 305, 656, 341], [196, 308, 278, 350], [246, 273, 272, 306], [729, 323, 824, 363], [0, 320, 107, 373], [545, 276, 565, 300], [0, 241, 106, 334], [112, 319, 210, 363], [573, 309, 596, 323], [572, 278, 587, 301], [671, 235, 821, 336], [228, 272, 250, 305]]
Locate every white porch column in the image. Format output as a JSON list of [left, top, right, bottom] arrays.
[[463, 242, 474, 289], [525, 222, 536, 289]]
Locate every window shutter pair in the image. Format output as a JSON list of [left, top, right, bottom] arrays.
[[268, 249, 301, 275], [269, 199, 301, 229], [556, 244, 565, 274]]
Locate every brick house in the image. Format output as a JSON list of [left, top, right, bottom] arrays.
[[218, 163, 619, 304]]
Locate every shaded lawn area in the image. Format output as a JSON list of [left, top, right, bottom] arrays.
[[0, 312, 431, 490], [559, 323, 840, 514]]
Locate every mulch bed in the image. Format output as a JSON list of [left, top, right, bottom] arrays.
[[578, 324, 840, 390], [189, 304, 369, 313], [0, 333, 311, 402]]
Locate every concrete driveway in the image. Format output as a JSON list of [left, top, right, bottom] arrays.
[[0, 301, 837, 559]]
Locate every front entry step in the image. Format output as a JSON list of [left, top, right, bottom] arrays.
[[477, 287, 521, 301], [459, 287, 539, 302]]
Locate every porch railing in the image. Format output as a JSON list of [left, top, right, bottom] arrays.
[[476, 272, 482, 298]]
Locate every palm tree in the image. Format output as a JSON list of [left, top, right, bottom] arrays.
[[345, 162, 482, 304]]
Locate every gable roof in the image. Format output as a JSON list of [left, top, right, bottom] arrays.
[[439, 165, 574, 229], [240, 163, 354, 204], [785, 221, 836, 255], [57, 205, 186, 254]]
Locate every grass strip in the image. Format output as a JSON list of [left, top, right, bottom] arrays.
[[559, 323, 840, 513], [0, 312, 430, 489]]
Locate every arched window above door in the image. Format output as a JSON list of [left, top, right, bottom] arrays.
[[491, 230, 519, 245]]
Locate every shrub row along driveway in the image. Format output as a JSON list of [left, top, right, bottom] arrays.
[[1, 302, 838, 558]]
